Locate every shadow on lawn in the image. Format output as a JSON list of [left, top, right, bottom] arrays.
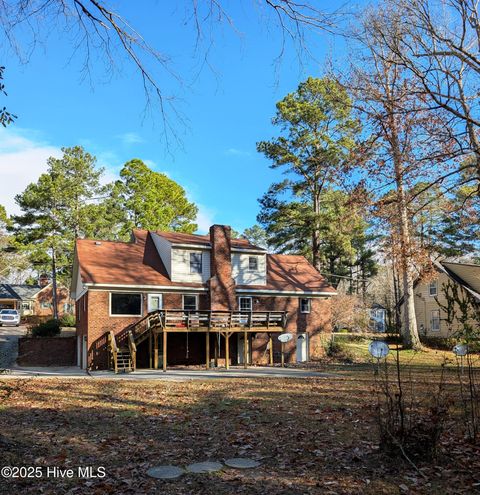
[[0, 378, 383, 494], [0, 377, 478, 494]]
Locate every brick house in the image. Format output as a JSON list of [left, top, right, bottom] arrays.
[[0, 276, 73, 318], [71, 225, 336, 371]]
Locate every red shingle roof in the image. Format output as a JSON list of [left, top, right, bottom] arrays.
[[154, 230, 263, 250], [76, 230, 202, 287], [76, 230, 335, 294], [237, 254, 336, 293]]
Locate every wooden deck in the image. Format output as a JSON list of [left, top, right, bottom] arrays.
[[155, 309, 287, 332], [108, 310, 288, 373]]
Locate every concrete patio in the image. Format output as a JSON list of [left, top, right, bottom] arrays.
[[4, 365, 337, 380]]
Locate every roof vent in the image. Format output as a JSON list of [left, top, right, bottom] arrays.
[[94, 241, 102, 246]]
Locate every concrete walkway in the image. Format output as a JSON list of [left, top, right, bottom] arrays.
[[4, 365, 337, 380], [0, 325, 27, 369]]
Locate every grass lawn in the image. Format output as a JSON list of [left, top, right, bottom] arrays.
[[0, 365, 479, 494], [325, 337, 475, 368]]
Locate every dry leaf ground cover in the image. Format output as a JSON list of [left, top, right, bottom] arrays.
[[0, 366, 479, 495]]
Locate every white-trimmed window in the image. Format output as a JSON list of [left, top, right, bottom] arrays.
[[248, 256, 258, 271], [22, 301, 31, 311], [40, 301, 51, 309], [300, 298, 311, 313], [429, 280, 438, 296], [190, 252, 202, 274], [431, 310, 440, 332], [183, 294, 198, 311], [110, 293, 142, 316], [239, 297, 253, 312]]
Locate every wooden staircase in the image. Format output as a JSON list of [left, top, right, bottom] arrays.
[[116, 348, 134, 372], [107, 311, 163, 373]]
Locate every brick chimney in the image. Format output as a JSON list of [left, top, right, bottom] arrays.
[[208, 225, 236, 310], [38, 274, 49, 288]]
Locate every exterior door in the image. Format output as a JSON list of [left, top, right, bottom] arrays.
[[81, 336, 88, 369], [296, 333, 308, 362], [148, 294, 163, 313], [77, 336, 81, 367]]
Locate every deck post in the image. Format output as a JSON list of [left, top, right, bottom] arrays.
[[225, 332, 230, 370], [243, 330, 248, 369], [206, 331, 210, 369], [149, 330, 153, 369], [214, 333, 219, 367], [269, 333, 273, 365], [153, 332, 158, 369], [163, 330, 167, 372]]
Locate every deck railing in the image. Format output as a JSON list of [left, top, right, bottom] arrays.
[[159, 309, 287, 330]]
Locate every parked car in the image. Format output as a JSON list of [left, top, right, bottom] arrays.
[[0, 309, 20, 326]]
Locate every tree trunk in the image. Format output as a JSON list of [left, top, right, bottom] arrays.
[[51, 247, 59, 320], [388, 107, 421, 350], [312, 190, 322, 271]]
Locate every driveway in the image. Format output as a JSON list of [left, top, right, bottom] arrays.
[[0, 324, 27, 369], [5, 365, 338, 380]]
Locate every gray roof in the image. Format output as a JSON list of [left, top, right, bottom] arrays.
[[9, 284, 44, 300], [0, 284, 21, 300]]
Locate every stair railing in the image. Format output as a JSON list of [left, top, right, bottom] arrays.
[[127, 330, 137, 371], [107, 330, 119, 373]]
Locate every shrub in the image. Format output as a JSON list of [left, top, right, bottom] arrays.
[[60, 314, 76, 327], [420, 336, 457, 351], [30, 319, 61, 337], [324, 338, 355, 363]]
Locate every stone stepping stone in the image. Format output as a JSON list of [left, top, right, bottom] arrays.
[[146, 465, 185, 479], [186, 461, 223, 474], [224, 458, 261, 469]]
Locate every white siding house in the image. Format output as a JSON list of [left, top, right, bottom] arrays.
[[231, 252, 267, 285], [171, 248, 211, 283]]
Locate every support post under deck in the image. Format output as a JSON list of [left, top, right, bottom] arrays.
[[206, 330, 210, 369], [153, 333, 158, 369], [225, 332, 230, 370], [243, 330, 248, 369], [163, 331, 167, 372]]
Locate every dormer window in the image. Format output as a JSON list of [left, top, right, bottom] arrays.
[[190, 252, 202, 274], [248, 256, 258, 271]]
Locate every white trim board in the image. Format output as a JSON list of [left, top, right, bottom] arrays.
[[85, 283, 208, 292], [236, 288, 336, 297]]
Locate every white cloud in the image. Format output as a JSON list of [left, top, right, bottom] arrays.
[[0, 128, 61, 216], [225, 147, 252, 157], [196, 204, 216, 233], [117, 132, 144, 145]]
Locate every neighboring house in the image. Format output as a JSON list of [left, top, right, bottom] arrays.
[[402, 260, 480, 338], [369, 304, 387, 333], [0, 276, 73, 317], [71, 225, 336, 371]]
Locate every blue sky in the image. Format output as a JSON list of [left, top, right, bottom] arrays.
[[0, 1, 347, 233]]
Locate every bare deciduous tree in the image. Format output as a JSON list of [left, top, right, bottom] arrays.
[[367, 0, 480, 190], [0, 0, 341, 142], [345, 7, 456, 349]]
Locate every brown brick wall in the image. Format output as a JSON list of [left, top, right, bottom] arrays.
[[209, 225, 236, 310], [82, 290, 210, 369], [80, 288, 331, 369], [17, 337, 76, 366], [245, 296, 332, 363], [35, 286, 73, 317]]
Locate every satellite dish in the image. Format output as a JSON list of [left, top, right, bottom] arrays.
[[278, 333, 293, 343], [453, 344, 468, 357], [368, 340, 390, 359]]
